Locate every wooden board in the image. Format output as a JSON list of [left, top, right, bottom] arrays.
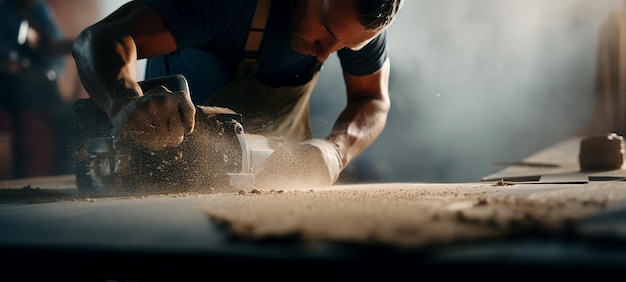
[[482, 135, 626, 182]]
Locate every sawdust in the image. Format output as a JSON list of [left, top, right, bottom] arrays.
[[0, 185, 71, 204], [200, 182, 625, 249], [0, 184, 227, 204], [491, 178, 515, 186], [0, 174, 229, 204], [5, 174, 625, 251], [74, 101, 245, 194]]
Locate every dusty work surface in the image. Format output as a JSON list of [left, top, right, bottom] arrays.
[[5, 136, 626, 280], [201, 181, 626, 249], [3, 176, 626, 279], [2, 174, 626, 249], [3, 136, 623, 251]]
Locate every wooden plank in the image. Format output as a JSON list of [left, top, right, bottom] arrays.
[[482, 136, 626, 182], [482, 136, 582, 181]]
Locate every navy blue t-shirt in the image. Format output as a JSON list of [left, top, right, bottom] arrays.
[[144, 0, 388, 103]]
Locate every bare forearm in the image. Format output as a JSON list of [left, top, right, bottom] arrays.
[[327, 58, 391, 168], [70, 1, 195, 152], [327, 96, 389, 168], [72, 26, 141, 116], [71, 1, 170, 116]]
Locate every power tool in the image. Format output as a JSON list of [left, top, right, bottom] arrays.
[[73, 75, 275, 194]]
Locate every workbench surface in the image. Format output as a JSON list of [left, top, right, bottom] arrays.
[[2, 136, 626, 280]]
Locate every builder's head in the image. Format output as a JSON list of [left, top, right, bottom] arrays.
[[290, 0, 404, 62]]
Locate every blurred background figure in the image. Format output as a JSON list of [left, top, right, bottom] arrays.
[[0, 0, 76, 179]]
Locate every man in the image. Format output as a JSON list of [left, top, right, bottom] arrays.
[[72, 0, 403, 187], [1, 0, 74, 178]]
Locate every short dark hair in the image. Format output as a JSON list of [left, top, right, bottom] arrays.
[[355, 0, 404, 31]]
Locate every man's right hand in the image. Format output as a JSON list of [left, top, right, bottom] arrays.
[[109, 85, 196, 151]]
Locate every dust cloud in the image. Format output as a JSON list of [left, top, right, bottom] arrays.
[[310, 0, 623, 183]]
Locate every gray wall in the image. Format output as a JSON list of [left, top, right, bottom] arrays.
[[310, 0, 623, 183]]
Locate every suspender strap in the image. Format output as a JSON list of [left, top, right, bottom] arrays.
[[244, 0, 271, 62]]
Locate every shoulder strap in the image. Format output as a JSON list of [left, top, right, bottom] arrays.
[[243, 0, 271, 62]]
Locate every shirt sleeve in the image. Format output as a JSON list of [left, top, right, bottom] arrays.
[[337, 30, 388, 76]]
